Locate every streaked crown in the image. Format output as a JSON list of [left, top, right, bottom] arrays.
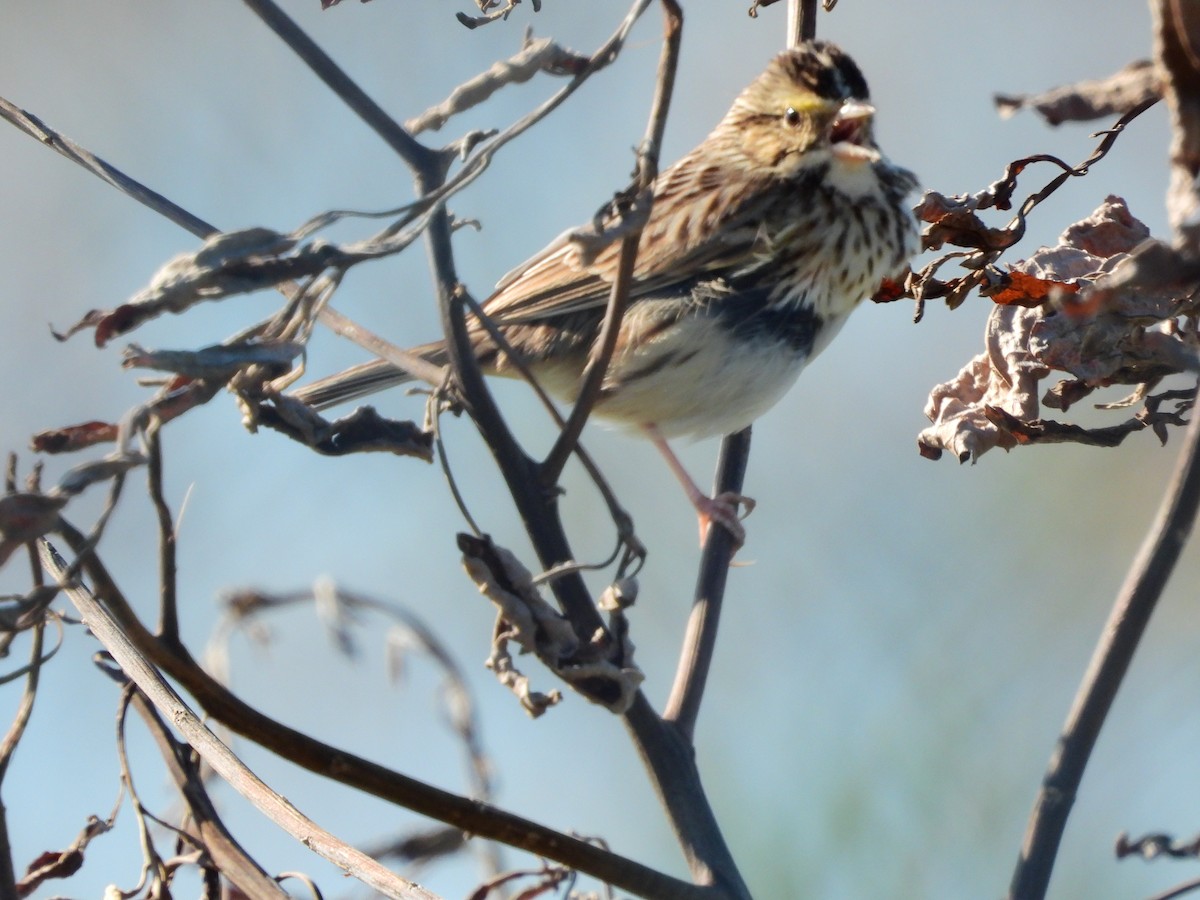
[[725, 41, 877, 173]]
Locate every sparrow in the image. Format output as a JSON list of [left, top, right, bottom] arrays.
[[294, 41, 920, 544]]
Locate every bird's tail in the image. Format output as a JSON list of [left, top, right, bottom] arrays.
[[290, 340, 447, 410]]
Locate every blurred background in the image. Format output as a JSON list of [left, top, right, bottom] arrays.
[[1, 2, 1195, 898]]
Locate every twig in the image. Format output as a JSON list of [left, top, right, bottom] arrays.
[[404, 36, 590, 135], [114, 685, 174, 896], [1147, 877, 1200, 900], [541, 0, 681, 480], [1007, 384, 1200, 899], [144, 425, 180, 646], [240, 0, 437, 179], [50, 519, 713, 899], [0, 97, 215, 239], [112, 672, 290, 898], [662, 427, 752, 739], [0, 609, 45, 897], [788, 0, 819, 44], [451, 295, 641, 560], [40, 539, 444, 900]]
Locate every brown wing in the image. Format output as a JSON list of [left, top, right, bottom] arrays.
[[479, 145, 778, 326]]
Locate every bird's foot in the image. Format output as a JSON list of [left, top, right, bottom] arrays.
[[696, 491, 756, 547]]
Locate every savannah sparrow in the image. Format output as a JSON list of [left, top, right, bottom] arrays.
[[295, 41, 920, 542]]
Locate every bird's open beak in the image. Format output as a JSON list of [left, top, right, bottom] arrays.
[[829, 99, 877, 162]]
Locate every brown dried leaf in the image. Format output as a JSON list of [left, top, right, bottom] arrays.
[[985, 270, 1080, 307], [915, 191, 1015, 252], [995, 60, 1162, 125], [255, 399, 435, 460], [30, 420, 118, 454], [56, 453, 146, 496], [0, 492, 68, 567], [918, 304, 1048, 462], [920, 197, 1194, 461], [121, 340, 303, 380], [16, 848, 84, 896], [56, 228, 296, 347]]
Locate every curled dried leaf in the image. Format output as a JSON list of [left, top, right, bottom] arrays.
[[995, 60, 1162, 126], [0, 492, 68, 567], [459, 534, 643, 713], [919, 197, 1195, 461]]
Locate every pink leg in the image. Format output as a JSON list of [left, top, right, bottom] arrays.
[[642, 425, 754, 546]]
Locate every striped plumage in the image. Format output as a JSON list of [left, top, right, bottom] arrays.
[[295, 41, 919, 541]]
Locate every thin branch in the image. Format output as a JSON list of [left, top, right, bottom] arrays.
[[661, 427, 752, 739], [49, 520, 716, 900], [144, 425, 180, 646], [787, 0, 819, 44], [404, 36, 590, 135], [0, 612, 45, 897], [240, 0, 438, 178], [1147, 877, 1200, 900], [0, 96, 216, 240], [115, 673, 291, 898], [541, 0, 682, 481], [1007, 384, 1200, 899], [421, 169, 607, 636], [40, 539, 444, 900]]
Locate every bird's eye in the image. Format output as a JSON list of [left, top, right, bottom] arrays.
[[784, 106, 801, 127]]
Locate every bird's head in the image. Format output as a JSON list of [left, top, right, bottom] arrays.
[[727, 41, 881, 174]]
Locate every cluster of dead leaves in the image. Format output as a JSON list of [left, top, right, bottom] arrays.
[[917, 196, 1197, 462]]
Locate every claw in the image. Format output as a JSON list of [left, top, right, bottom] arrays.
[[642, 424, 756, 548], [695, 491, 755, 547]]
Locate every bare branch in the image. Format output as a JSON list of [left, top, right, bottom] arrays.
[[0, 96, 216, 240], [405, 35, 589, 134], [40, 539, 445, 900], [241, 0, 437, 178], [1006, 386, 1200, 898], [1007, 7, 1200, 897], [48, 518, 714, 899], [541, 0, 681, 480], [662, 427, 752, 739]]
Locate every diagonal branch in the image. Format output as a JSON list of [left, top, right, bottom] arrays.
[[0, 96, 216, 240], [241, 0, 437, 178], [661, 428, 752, 738], [1007, 372, 1200, 899], [40, 538, 443, 900], [1009, 8, 1200, 897], [49, 519, 717, 899], [541, 0, 682, 480]]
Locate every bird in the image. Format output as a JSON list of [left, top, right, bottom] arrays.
[[293, 40, 920, 545]]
